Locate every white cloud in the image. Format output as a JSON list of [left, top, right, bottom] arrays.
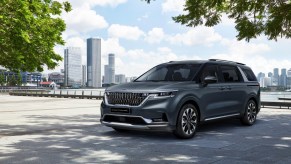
[[162, 0, 185, 13], [101, 38, 126, 58], [145, 28, 165, 44], [62, 5, 108, 34], [210, 39, 275, 75], [108, 24, 145, 40], [167, 27, 223, 46]]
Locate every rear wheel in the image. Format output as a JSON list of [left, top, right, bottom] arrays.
[[173, 104, 198, 139], [241, 100, 257, 125]]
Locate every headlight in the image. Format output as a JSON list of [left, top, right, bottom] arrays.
[[149, 91, 176, 99]]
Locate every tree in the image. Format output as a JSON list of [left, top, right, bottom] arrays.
[[42, 77, 48, 82], [145, 0, 291, 41], [0, 72, 5, 86], [0, 0, 72, 72], [7, 74, 17, 86], [17, 72, 22, 86]]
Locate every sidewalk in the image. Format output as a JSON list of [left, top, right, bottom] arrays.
[[0, 95, 290, 163]]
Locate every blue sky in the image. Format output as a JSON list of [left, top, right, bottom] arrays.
[[52, 0, 291, 77]]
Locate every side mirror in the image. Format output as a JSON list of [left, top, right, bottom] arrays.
[[203, 76, 217, 86]]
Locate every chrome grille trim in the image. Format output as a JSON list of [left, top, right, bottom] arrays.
[[105, 92, 148, 106]]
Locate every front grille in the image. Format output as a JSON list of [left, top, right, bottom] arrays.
[[106, 92, 147, 106]]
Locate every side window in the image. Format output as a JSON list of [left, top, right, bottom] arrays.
[[200, 65, 219, 83], [221, 65, 241, 82], [241, 68, 257, 81]]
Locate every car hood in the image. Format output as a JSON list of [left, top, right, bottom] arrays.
[[106, 81, 198, 92]]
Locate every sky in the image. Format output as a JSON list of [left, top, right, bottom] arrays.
[[51, 0, 291, 77]]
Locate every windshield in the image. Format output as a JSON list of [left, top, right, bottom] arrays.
[[135, 64, 201, 82]]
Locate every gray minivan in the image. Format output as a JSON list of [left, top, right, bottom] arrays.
[[100, 59, 260, 139]]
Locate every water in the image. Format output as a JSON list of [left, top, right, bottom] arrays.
[[261, 92, 291, 102]]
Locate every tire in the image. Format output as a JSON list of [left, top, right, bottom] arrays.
[[241, 100, 257, 126], [173, 104, 198, 139], [112, 127, 128, 132]]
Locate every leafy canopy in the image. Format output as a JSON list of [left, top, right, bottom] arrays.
[[0, 0, 71, 72], [145, 0, 291, 41]]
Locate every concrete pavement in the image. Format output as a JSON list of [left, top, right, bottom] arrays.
[[0, 95, 290, 163]]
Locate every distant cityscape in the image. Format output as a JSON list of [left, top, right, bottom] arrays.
[[257, 68, 291, 90], [0, 38, 137, 88], [48, 38, 138, 88]]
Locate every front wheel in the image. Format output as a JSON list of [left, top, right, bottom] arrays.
[[173, 104, 198, 139], [241, 100, 257, 126]]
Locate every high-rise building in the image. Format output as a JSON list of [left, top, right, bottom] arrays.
[[287, 69, 291, 89], [104, 53, 116, 84], [273, 68, 279, 86], [82, 65, 86, 86], [64, 47, 82, 87], [115, 74, 126, 84], [108, 53, 115, 84], [87, 38, 101, 88], [268, 72, 273, 77], [104, 65, 109, 84], [280, 68, 287, 87]]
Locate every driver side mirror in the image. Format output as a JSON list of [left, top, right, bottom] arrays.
[[202, 76, 217, 86]]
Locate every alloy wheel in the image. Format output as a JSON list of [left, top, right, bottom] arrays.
[[247, 102, 257, 123], [181, 108, 197, 135]]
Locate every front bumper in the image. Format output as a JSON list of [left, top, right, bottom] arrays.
[[100, 95, 178, 131], [100, 114, 171, 130]]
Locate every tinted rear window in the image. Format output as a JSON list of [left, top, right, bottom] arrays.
[[220, 65, 242, 82], [241, 68, 257, 81]]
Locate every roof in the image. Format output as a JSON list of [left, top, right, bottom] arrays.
[[40, 81, 53, 85], [164, 59, 246, 66]]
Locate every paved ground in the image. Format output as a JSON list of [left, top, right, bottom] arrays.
[[0, 95, 290, 164]]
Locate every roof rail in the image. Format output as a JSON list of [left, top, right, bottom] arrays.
[[208, 59, 245, 65]]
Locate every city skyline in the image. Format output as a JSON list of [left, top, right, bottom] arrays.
[[257, 67, 291, 88], [49, 0, 291, 78]]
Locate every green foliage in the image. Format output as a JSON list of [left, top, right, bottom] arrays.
[[7, 74, 17, 86], [17, 72, 22, 86], [42, 77, 47, 82], [0, 72, 5, 86], [146, 0, 291, 41], [0, 0, 72, 72]]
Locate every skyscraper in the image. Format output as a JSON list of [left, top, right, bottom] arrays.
[[257, 72, 265, 87], [104, 65, 109, 84], [287, 69, 291, 89], [64, 47, 82, 87], [104, 53, 115, 84], [108, 53, 115, 84], [82, 65, 86, 86], [87, 38, 101, 88], [280, 68, 287, 87], [273, 68, 279, 86]]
